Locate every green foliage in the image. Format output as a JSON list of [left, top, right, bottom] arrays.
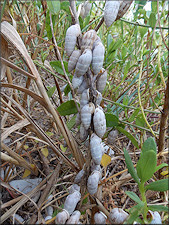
[[145, 179, 169, 192], [47, 1, 60, 15], [50, 61, 68, 75], [57, 100, 78, 116]]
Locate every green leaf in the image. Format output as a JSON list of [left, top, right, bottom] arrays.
[[57, 100, 78, 116], [47, 1, 60, 15], [105, 113, 119, 127], [60, 1, 70, 14], [145, 179, 169, 192], [50, 61, 68, 75], [136, 113, 146, 127], [151, 1, 157, 13], [123, 148, 140, 184], [148, 205, 169, 212], [128, 108, 140, 123], [136, 150, 157, 182], [155, 163, 168, 172], [149, 12, 156, 28], [117, 127, 139, 149], [122, 46, 127, 59], [66, 115, 76, 130], [47, 85, 56, 98], [138, 27, 148, 39], [124, 203, 144, 224], [141, 137, 157, 154], [64, 83, 71, 96], [125, 191, 142, 204]]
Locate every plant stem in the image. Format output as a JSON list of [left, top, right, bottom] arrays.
[[139, 182, 148, 223]]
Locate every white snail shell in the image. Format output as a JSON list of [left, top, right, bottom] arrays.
[[91, 162, 101, 173], [80, 88, 89, 108], [81, 29, 97, 52], [64, 190, 81, 215], [65, 24, 81, 56], [46, 206, 53, 217], [148, 210, 162, 224], [87, 170, 101, 195], [109, 208, 129, 224], [92, 41, 105, 75], [66, 210, 81, 224], [69, 184, 80, 194], [81, 102, 95, 130], [94, 211, 107, 224], [90, 133, 103, 165], [101, 143, 114, 157], [80, 123, 89, 141], [93, 107, 106, 138], [96, 91, 102, 106], [72, 73, 84, 90], [104, 1, 121, 27], [75, 113, 81, 126], [75, 49, 92, 77], [68, 50, 81, 72], [74, 169, 85, 184], [77, 77, 88, 94], [107, 130, 118, 144], [92, 36, 102, 50], [96, 69, 107, 93], [55, 209, 70, 224], [80, 1, 92, 19], [116, 0, 133, 21], [45, 215, 52, 222]]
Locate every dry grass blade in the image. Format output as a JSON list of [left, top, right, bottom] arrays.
[[0, 173, 52, 224], [1, 83, 49, 111], [1, 118, 30, 141], [2, 93, 79, 172], [1, 21, 85, 169], [1, 152, 20, 166], [1, 142, 38, 175]]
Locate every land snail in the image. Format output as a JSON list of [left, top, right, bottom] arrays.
[[147, 210, 162, 224], [107, 129, 119, 144], [96, 68, 107, 93], [81, 102, 95, 130], [66, 210, 81, 224], [68, 50, 81, 73], [81, 29, 97, 53], [90, 133, 103, 165], [92, 41, 105, 75], [79, 1, 92, 19], [87, 170, 102, 195], [93, 106, 106, 138], [116, 0, 133, 21], [72, 72, 84, 90], [109, 208, 129, 224], [45, 194, 54, 221], [94, 211, 107, 224]]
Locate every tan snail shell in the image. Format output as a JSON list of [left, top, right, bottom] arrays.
[[87, 170, 101, 195], [107, 130, 118, 144], [116, 0, 133, 21], [74, 168, 85, 184], [93, 107, 106, 138], [65, 24, 81, 56], [81, 102, 95, 130], [109, 208, 129, 224], [92, 41, 105, 75], [94, 211, 107, 224], [72, 73, 84, 90], [75, 49, 92, 77], [66, 210, 81, 224], [81, 29, 97, 52], [75, 113, 81, 126], [77, 77, 88, 94], [104, 1, 121, 27], [55, 209, 70, 224], [96, 91, 102, 105], [69, 184, 80, 194], [68, 50, 81, 72], [90, 133, 103, 165], [96, 69, 107, 93], [80, 88, 89, 109], [64, 190, 81, 215], [80, 123, 88, 141]]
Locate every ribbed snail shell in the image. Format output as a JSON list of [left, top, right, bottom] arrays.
[[81, 29, 97, 52], [116, 0, 133, 21], [80, 123, 88, 141], [80, 88, 89, 108], [96, 69, 107, 93], [148, 210, 162, 224], [92, 36, 102, 50], [96, 91, 102, 105], [72, 73, 84, 89], [80, 1, 92, 19], [77, 78, 88, 94], [75, 49, 92, 77], [91, 162, 101, 173], [107, 130, 118, 144], [68, 184, 80, 195], [81, 102, 95, 130], [90, 133, 103, 165], [65, 24, 81, 56], [104, 1, 121, 27], [64, 190, 81, 215], [68, 50, 81, 72], [109, 208, 129, 224], [75, 113, 81, 126], [93, 107, 106, 138], [66, 210, 81, 224], [94, 211, 107, 224], [55, 209, 70, 224], [92, 41, 105, 75], [87, 170, 101, 195], [74, 169, 85, 184]]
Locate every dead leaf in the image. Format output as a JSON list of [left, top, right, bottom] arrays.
[[101, 154, 111, 167]]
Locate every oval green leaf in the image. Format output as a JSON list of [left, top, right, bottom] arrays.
[[57, 100, 78, 116], [145, 179, 169, 192]]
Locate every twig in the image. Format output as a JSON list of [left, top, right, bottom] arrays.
[[49, 12, 80, 113], [95, 17, 104, 32]]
